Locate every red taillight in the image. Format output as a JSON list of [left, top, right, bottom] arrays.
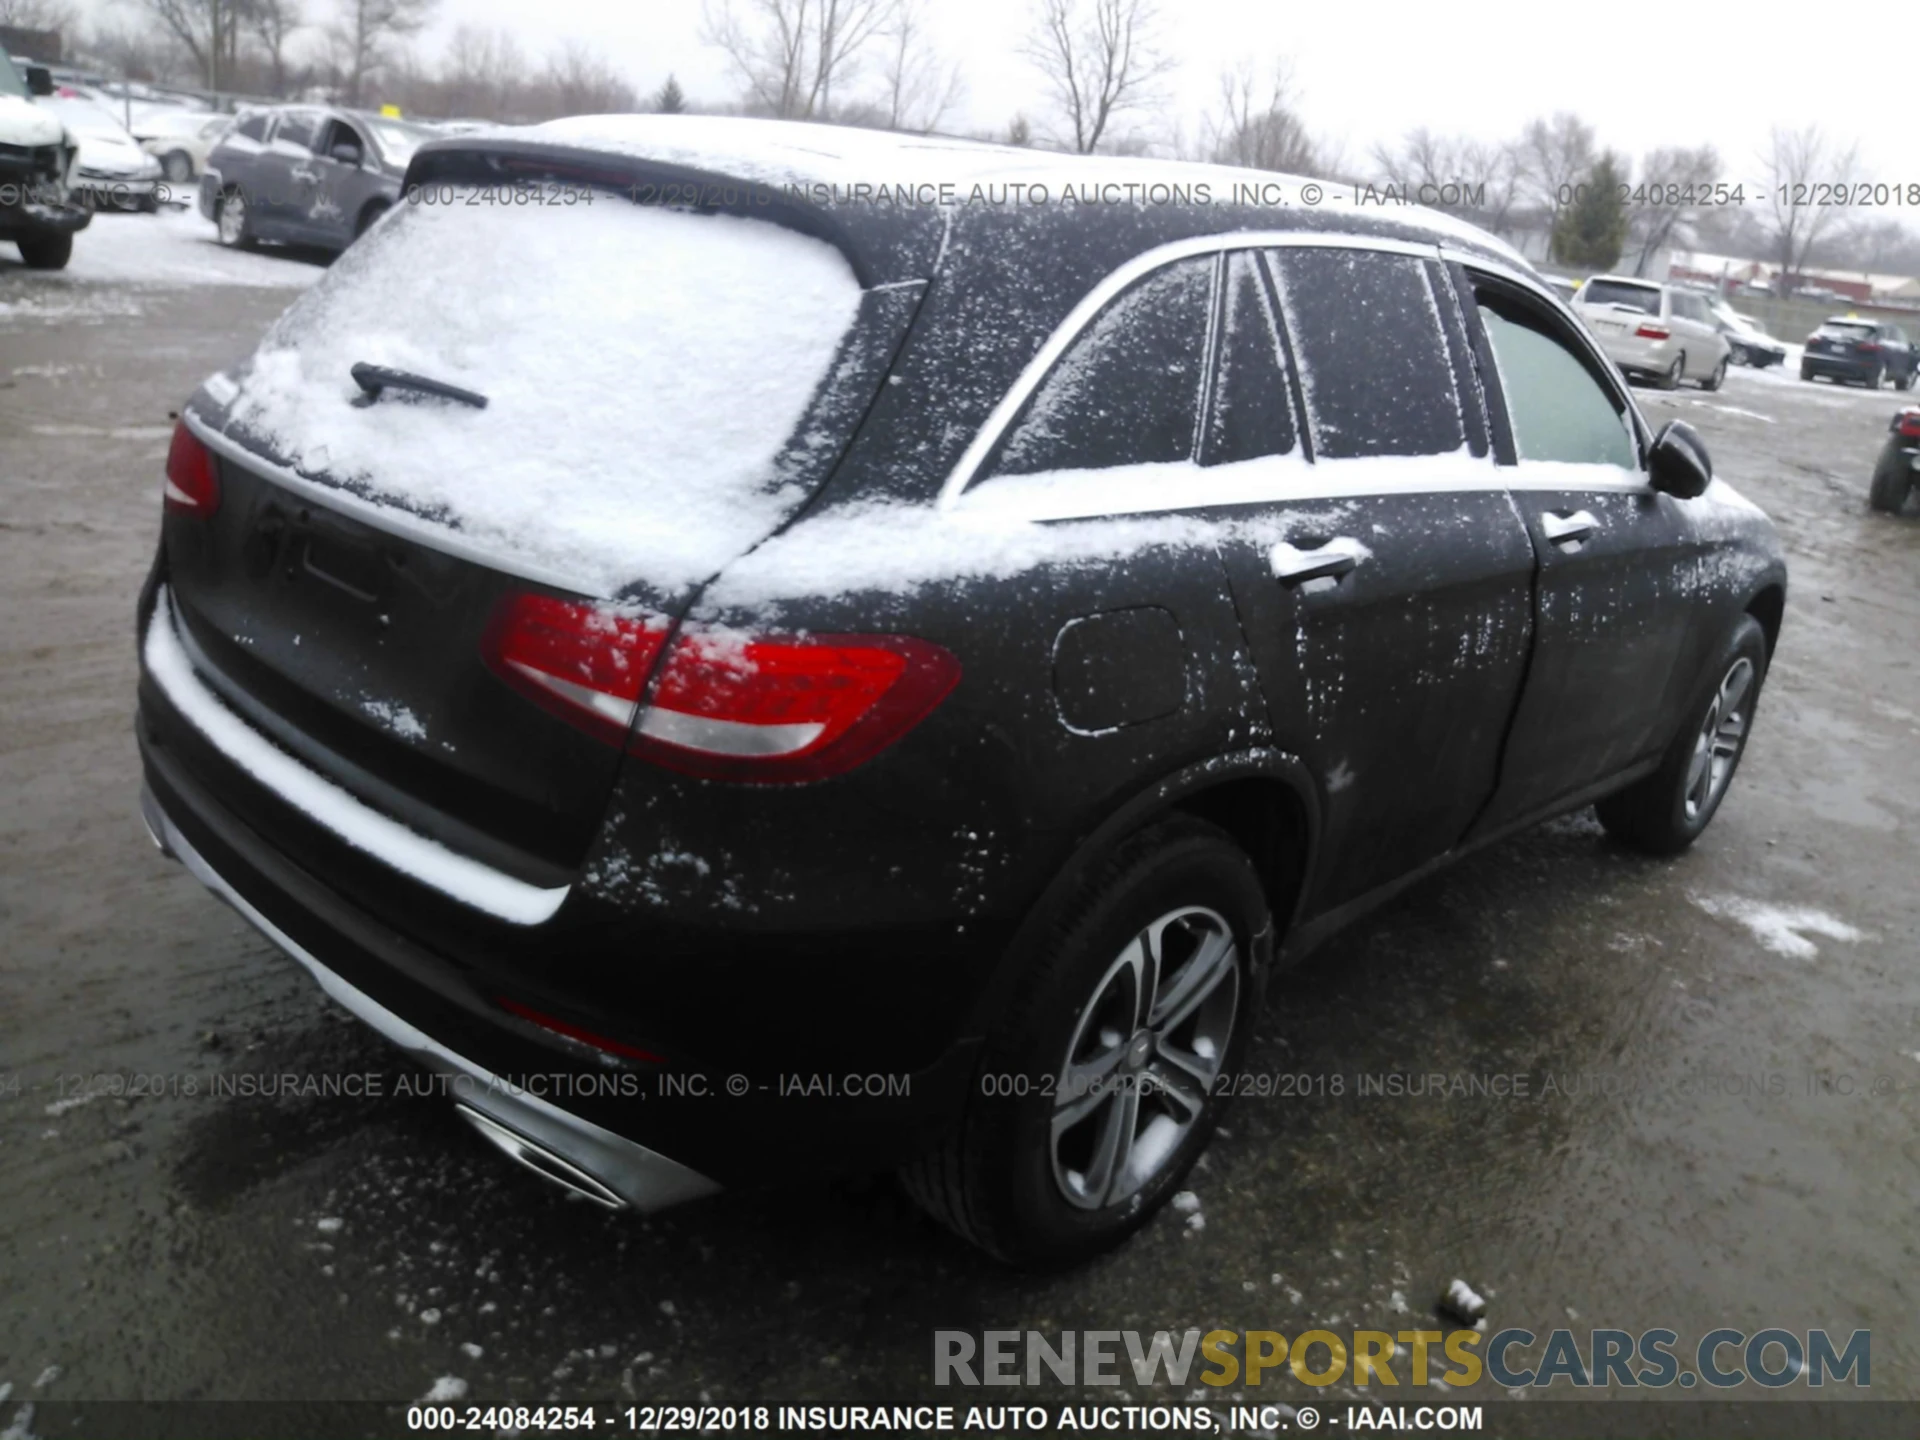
[[481, 593, 672, 748], [1857, 341, 1880, 353], [164, 422, 221, 516], [633, 629, 962, 784], [1634, 324, 1670, 340], [482, 593, 961, 783], [1895, 410, 1920, 439], [495, 996, 663, 1063]]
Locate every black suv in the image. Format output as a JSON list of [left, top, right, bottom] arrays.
[[1800, 316, 1918, 389], [198, 104, 436, 253], [138, 118, 1787, 1265]]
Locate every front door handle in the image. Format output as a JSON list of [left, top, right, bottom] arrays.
[[1270, 535, 1370, 586], [1540, 509, 1599, 547]]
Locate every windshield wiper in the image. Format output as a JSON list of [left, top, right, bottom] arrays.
[[350, 362, 488, 410]]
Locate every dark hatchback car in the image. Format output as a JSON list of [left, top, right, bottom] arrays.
[[1800, 316, 1918, 389], [197, 103, 435, 252], [139, 118, 1787, 1265]]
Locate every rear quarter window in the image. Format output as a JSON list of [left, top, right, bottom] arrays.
[[985, 255, 1212, 477], [1265, 247, 1465, 460]]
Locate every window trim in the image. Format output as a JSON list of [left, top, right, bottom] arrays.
[[937, 231, 1437, 509], [1198, 248, 1304, 469]]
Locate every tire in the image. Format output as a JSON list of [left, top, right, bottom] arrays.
[[1870, 447, 1914, 513], [1896, 367, 1916, 393], [1596, 616, 1769, 856], [161, 150, 194, 184], [1699, 355, 1727, 392], [216, 187, 253, 249], [136, 191, 160, 214], [15, 231, 72, 270], [900, 816, 1268, 1267], [1800, 363, 1815, 382], [1661, 354, 1685, 390]]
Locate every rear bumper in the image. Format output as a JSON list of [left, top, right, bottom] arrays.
[[142, 781, 721, 1212], [1591, 330, 1676, 376], [1801, 353, 1881, 382]]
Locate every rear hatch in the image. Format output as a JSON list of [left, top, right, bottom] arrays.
[[1807, 320, 1876, 362], [1575, 278, 1664, 339], [156, 164, 921, 925]]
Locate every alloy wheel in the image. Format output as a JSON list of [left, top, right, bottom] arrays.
[[1051, 906, 1238, 1210], [218, 191, 246, 245], [1683, 657, 1755, 822]]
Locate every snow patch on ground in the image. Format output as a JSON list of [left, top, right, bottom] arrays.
[[26, 206, 325, 290], [1691, 894, 1869, 959], [420, 1377, 467, 1402]]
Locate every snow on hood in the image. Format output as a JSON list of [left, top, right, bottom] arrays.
[[217, 190, 865, 598], [0, 94, 65, 147]]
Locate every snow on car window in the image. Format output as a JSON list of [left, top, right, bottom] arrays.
[[222, 193, 864, 596], [985, 256, 1211, 479], [1203, 250, 1298, 467], [1266, 247, 1465, 460]]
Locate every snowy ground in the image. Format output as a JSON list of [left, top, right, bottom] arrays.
[[0, 200, 326, 312], [2, 262, 1919, 1421]]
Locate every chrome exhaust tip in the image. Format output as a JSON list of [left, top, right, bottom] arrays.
[[455, 1104, 628, 1210]]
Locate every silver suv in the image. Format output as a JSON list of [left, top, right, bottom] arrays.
[[1575, 276, 1731, 391]]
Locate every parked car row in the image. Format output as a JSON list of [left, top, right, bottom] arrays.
[[1572, 275, 1733, 390]]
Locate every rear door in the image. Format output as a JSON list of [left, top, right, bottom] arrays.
[[1212, 242, 1537, 914], [257, 107, 322, 234], [1457, 266, 1695, 835]]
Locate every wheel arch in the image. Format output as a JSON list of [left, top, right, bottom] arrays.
[[1744, 583, 1785, 658], [964, 751, 1321, 1038]]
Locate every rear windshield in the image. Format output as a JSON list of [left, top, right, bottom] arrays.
[[1816, 321, 1875, 342], [225, 191, 865, 594], [1580, 280, 1662, 315]]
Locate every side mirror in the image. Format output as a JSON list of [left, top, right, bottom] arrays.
[[24, 65, 53, 97], [1649, 420, 1712, 499], [329, 142, 363, 165]]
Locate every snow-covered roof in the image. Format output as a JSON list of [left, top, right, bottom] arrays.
[[424, 114, 1527, 273]]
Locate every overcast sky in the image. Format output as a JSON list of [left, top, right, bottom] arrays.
[[401, 0, 1908, 185]]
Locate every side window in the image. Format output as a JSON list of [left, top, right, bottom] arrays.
[[984, 256, 1213, 478], [235, 111, 268, 142], [1201, 251, 1297, 466], [1475, 286, 1637, 471], [273, 110, 318, 150], [1264, 247, 1466, 459]]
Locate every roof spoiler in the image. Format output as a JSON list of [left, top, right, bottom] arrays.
[[403, 138, 889, 289]]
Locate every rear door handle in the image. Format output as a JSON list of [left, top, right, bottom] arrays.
[[1540, 509, 1598, 547], [1270, 535, 1370, 586]]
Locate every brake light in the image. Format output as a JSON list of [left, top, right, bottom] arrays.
[[1635, 324, 1670, 340], [1857, 341, 1880, 352], [1894, 410, 1920, 439], [482, 593, 961, 783], [495, 996, 663, 1063], [481, 593, 672, 748], [164, 422, 221, 516], [631, 629, 962, 784]]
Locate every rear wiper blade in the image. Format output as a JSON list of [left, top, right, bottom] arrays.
[[350, 362, 488, 410]]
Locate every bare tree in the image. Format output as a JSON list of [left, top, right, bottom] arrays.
[[701, 0, 898, 120], [139, 0, 244, 89], [434, 25, 525, 117], [1371, 126, 1521, 234], [1207, 61, 1317, 174], [541, 38, 639, 116], [1759, 125, 1861, 291], [247, 0, 304, 96], [874, 0, 961, 132], [0, 0, 77, 34], [1519, 111, 1596, 211], [1022, 0, 1172, 154], [1006, 112, 1032, 146], [329, 0, 435, 108], [1624, 144, 1720, 277]]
